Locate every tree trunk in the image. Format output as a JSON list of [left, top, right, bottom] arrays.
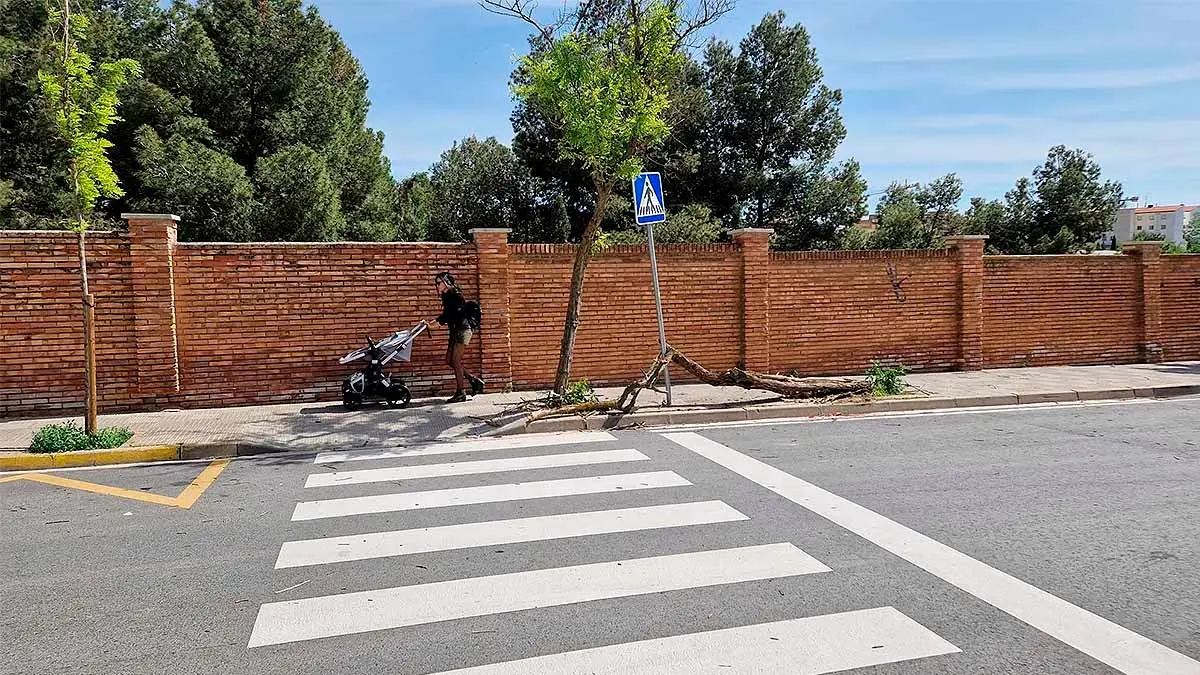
[[552, 180, 615, 395], [77, 227, 98, 434], [60, 0, 97, 433]]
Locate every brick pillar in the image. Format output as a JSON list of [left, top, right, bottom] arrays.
[[471, 228, 513, 391], [730, 228, 773, 372], [123, 213, 181, 396], [1123, 241, 1164, 363], [945, 235, 988, 371]]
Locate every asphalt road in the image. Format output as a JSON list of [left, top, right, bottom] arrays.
[[2, 398, 1198, 674]]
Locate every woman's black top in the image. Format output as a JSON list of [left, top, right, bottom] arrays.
[[437, 290, 470, 332]]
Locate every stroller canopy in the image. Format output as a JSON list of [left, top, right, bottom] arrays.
[[339, 322, 427, 365]]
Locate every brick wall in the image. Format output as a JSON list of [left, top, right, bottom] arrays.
[[509, 243, 742, 389], [0, 232, 141, 418], [1162, 255, 1200, 361], [769, 249, 962, 375], [173, 242, 478, 408], [982, 256, 1142, 368], [3, 218, 1198, 419]]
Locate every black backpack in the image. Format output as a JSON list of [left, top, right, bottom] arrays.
[[463, 300, 482, 331]]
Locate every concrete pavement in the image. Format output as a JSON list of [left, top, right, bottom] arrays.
[[2, 397, 1198, 673], [2, 362, 1199, 454]]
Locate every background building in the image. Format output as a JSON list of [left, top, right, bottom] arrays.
[[1103, 203, 1196, 245]]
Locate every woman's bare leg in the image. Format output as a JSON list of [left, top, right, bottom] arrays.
[[449, 341, 467, 394]]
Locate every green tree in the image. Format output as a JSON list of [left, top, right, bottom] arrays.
[[252, 144, 345, 241], [868, 175, 963, 249], [425, 136, 539, 242], [395, 172, 432, 242], [1029, 145, 1122, 252], [609, 203, 723, 245], [39, 1, 140, 432], [995, 177, 1036, 253], [970, 147, 1121, 254], [532, 192, 572, 244], [1131, 230, 1166, 242], [839, 222, 873, 250], [1, 0, 69, 228], [870, 184, 925, 249], [1185, 210, 1200, 253], [484, 0, 732, 394], [509, 26, 709, 241], [963, 197, 1005, 241], [2, 0, 401, 239], [772, 160, 867, 250], [1131, 229, 1187, 254], [132, 126, 253, 241], [699, 12, 848, 231]]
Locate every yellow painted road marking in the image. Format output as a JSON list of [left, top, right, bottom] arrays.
[[173, 459, 231, 509], [0, 459, 230, 509]]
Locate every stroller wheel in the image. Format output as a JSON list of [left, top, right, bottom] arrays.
[[386, 384, 411, 409], [343, 393, 363, 411]]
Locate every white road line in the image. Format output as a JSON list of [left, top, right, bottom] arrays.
[[663, 432, 1200, 675], [314, 431, 616, 464], [304, 449, 648, 488], [247, 542, 829, 648], [291, 471, 691, 521], [426, 607, 960, 674], [275, 501, 748, 569]]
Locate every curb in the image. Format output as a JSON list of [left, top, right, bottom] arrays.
[[4, 385, 1197, 468], [512, 386, 1200, 436], [0, 441, 293, 473]]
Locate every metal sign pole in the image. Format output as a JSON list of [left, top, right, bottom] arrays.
[[645, 221, 672, 406]]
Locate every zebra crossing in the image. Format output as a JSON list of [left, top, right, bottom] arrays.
[[249, 430, 961, 672]]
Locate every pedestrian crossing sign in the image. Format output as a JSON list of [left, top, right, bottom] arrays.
[[633, 172, 666, 225]]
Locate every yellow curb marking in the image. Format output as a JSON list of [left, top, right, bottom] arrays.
[[0, 459, 230, 509]]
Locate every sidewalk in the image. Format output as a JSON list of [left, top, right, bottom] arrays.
[[2, 362, 1198, 453]]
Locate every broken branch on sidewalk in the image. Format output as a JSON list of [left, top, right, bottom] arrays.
[[521, 345, 869, 427]]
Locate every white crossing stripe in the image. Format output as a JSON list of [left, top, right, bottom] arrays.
[[427, 607, 959, 674], [664, 432, 1200, 675], [291, 471, 691, 521], [304, 449, 649, 488], [314, 431, 616, 464], [248, 543, 828, 648], [275, 501, 748, 569]]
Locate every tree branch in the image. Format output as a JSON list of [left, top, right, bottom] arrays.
[[524, 346, 870, 426], [665, 347, 870, 398], [674, 0, 735, 49], [479, 0, 557, 42]]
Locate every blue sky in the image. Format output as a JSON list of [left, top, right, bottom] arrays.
[[312, 0, 1200, 208]]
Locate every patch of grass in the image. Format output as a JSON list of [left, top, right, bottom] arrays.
[[28, 421, 134, 454], [91, 426, 134, 449], [561, 378, 597, 405], [866, 361, 907, 397]]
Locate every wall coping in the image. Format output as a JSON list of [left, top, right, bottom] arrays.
[[728, 228, 775, 236], [121, 213, 180, 222], [0, 229, 122, 236], [468, 228, 513, 234], [176, 241, 473, 248]]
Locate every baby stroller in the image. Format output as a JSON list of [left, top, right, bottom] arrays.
[[338, 321, 428, 410]]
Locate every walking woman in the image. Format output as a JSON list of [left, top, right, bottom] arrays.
[[432, 272, 484, 403]]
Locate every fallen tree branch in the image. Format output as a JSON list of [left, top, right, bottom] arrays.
[[519, 346, 869, 426], [665, 347, 870, 399], [524, 399, 623, 426]]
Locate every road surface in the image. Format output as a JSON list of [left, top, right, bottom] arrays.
[[2, 398, 1198, 674]]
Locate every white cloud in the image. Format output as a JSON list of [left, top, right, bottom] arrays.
[[976, 63, 1200, 91]]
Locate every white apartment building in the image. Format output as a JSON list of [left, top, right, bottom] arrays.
[[1103, 204, 1197, 245]]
